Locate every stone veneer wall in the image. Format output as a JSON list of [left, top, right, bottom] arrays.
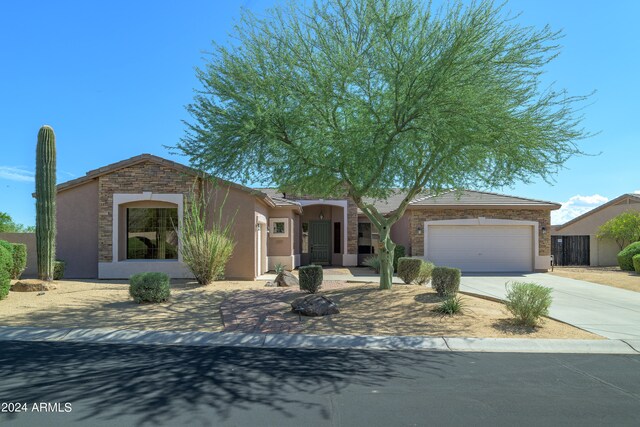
[[409, 208, 551, 257], [346, 199, 358, 255], [98, 161, 196, 262]]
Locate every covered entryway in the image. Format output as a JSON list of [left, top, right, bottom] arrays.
[[425, 222, 534, 273], [309, 220, 331, 265]]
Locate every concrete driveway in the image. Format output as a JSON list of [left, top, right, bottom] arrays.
[[461, 273, 640, 340]]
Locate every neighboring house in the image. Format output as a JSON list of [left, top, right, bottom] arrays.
[[22, 154, 558, 280], [551, 193, 640, 266]]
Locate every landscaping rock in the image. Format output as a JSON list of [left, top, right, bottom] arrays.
[[11, 279, 57, 292], [264, 281, 276, 287], [291, 294, 340, 316], [275, 271, 298, 287]]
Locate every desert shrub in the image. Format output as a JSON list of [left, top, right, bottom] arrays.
[[299, 265, 323, 293], [0, 269, 10, 300], [53, 260, 65, 280], [431, 267, 461, 296], [0, 244, 12, 275], [434, 295, 465, 315], [10, 243, 27, 279], [129, 272, 171, 303], [397, 257, 422, 284], [416, 260, 435, 285], [393, 245, 405, 272], [274, 263, 286, 274], [363, 254, 381, 273], [504, 281, 552, 327], [617, 242, 640, 271], [633, 254, 640, 273], [180, 188, 236, 285]]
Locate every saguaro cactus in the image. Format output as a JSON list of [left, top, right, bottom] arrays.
[[36, 125, 57, 281]]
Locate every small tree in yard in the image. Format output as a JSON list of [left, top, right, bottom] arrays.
[[180, 182, 236, 285], [597, 211, 640, 250], [178, 0, 589, 289]]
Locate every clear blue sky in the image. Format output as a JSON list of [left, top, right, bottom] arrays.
[[1, 0, 638, 227]]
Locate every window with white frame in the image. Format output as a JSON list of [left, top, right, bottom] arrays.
[[269, 218, 289, 237]]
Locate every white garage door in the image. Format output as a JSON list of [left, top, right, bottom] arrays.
[[426, 225, 533, 272]]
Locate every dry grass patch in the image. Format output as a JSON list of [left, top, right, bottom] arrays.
[[549, 266, 640, 293]]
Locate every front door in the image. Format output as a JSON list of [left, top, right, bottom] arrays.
[[309, 220, 331, 265]]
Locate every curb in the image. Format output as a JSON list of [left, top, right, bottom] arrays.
[[0, 326, 638, 354]]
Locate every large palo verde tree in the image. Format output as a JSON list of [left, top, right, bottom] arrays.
[[178, 0, 588, 289]]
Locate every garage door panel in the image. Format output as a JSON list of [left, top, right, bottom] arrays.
[[426, 225, 533, 272]]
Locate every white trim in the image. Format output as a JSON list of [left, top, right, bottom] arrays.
[[298, 200, 349, 255], [256, 215, 267, 277], [269, 217, 289, 238], [423, 217, 549, 271], [99, 261, 193, 279], [342, 254, 358, 266], [268, 255, 297, 271], [112, 193, 184, 263], [256, 213, 267, 224], [102, 193, 188, 279]]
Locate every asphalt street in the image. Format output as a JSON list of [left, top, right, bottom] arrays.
[[0, 341, 639, 426]]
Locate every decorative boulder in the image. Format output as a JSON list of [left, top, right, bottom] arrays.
[[291, 294, 340, 317], [11, 279, 57, 292], [275, 271, 298, 287]]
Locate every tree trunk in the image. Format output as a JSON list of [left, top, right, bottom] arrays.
[[378, 224, 396, 290]]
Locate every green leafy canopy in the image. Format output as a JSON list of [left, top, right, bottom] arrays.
[[178, 0, 588, 207], [177, 0, 590, 289], [597, 210, 640, 250]]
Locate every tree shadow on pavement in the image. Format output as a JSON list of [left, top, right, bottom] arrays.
[[0, 341, 457, 426]]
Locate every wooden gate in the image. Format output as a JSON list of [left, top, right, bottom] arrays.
[[551, 235, 590, 266]]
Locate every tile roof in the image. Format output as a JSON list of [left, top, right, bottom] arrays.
[[54, 154, 560, 212], [55, 154, 277, 207], [258, 188, 560, 213], [553, 193, 640, 230], [408, 190, 561, 209]]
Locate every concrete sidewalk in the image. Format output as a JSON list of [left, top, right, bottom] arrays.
[[1, 326, 638, 354], [461, 273, 640, 340]]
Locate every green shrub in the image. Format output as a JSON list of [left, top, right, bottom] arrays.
[[504, 281, 552, 327], [53, 260, 65, 280], [0, 244, 12, 275], [416, 260, 435, 285], [363, 254, 381, 273], [10, 243, 27, 279], [397, 257, 422, 284], [274, 263, 286, 274], [434, 295, 465, 315], [431, 266, 461, 296], [633, 254, 640, 273], [0, 269, 10, 300], [393, 245, 405, 272], [617, 242, 640, 271], [129, 272, 171, 303], [0, 240, 13, 273], [299, 265, 323, 293]]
